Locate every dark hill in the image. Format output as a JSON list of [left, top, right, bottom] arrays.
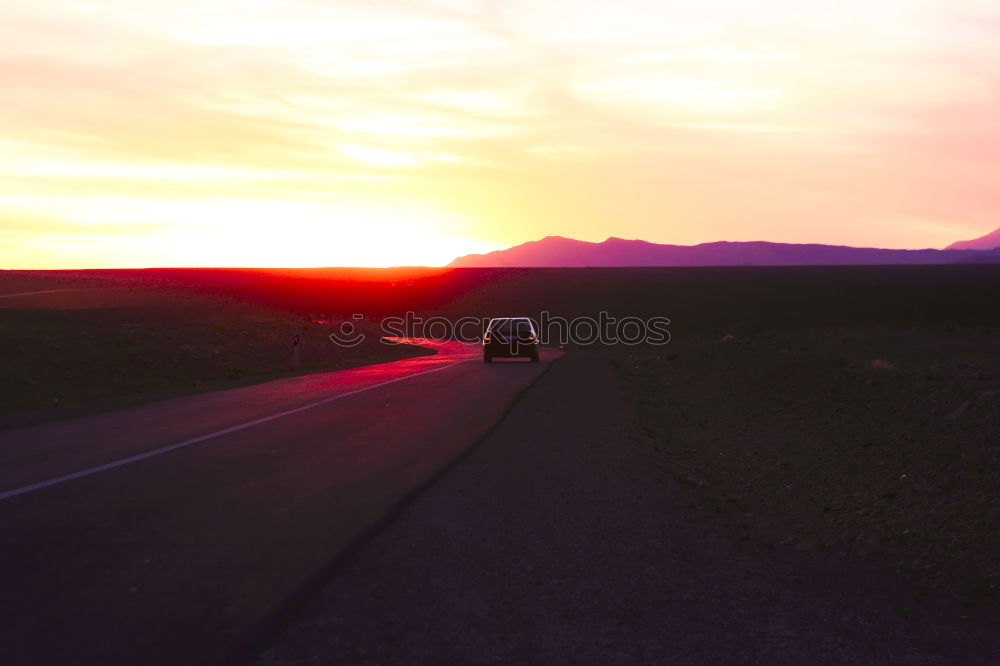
[[450, 236, 1000, 267], [946, 226, 1000, 251]]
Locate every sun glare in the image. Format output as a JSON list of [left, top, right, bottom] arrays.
[[337, 144, 418, 169], [0, 195, 497, 268]]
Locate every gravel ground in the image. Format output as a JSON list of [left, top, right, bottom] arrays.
[[617, 326, 1000, 611], [253, 350, 1000, 665]]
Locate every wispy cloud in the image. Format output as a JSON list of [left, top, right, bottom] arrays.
[[1, 0, 999, 267]]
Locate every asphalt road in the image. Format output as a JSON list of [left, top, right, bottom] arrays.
[[0, 340, 560, 666]]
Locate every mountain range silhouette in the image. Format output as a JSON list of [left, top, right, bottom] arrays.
[[450, 230, 1000, 267], [946, 226, 1000, 251]]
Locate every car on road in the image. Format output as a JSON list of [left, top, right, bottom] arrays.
[[483, 317, 540, 363]]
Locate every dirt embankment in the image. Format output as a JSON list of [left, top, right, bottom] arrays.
[[617, 326, 1000, 614]]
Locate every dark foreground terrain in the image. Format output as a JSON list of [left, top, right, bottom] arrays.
[[0, 275, 432, 424], [618, 326, 999, 617], [256, 351, 999, 665], [2, 264, 998, 663]]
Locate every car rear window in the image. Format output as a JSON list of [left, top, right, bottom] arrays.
[[490, 319, 533, 333]]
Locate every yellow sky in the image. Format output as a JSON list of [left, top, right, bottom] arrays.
[[2, 0, 998, 267]]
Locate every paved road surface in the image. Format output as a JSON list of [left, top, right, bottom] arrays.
[[0, 340, 559, 666]]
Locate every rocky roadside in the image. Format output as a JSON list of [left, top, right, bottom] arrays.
[[616, 326, 1000, 620]]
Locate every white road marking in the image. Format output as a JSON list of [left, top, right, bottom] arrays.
[[0, 289, 87, 299], [0, 357, 473, 502]]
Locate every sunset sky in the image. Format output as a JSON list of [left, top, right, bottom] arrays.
[[2, 0, 998, 267]]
